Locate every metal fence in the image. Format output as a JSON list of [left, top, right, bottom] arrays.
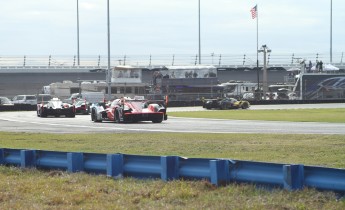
[[1, 53, 344, 67], [1, 148, 344, 193]]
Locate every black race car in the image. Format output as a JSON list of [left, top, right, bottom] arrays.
[[203, 97, 250, 110]]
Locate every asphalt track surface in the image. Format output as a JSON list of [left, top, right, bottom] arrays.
[[0, 103, 344, 134]]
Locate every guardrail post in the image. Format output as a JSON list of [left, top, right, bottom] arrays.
[[283, 164, 304, 191], [107, 154, 123, 178], [67, 152, 84, 173], [161, 156, 179, 181], [210, 159, 230, 186], [0, 149, 4, 165], [20, 150, 36, 168]]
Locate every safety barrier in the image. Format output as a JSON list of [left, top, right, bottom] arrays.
[[0, 148, 344, 193]]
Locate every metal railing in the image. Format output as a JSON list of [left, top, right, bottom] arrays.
[[0, 53, 344, 68], [1, 148, 344, 193]]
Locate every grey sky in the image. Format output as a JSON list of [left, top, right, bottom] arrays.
[[0, 0, 344, 62]]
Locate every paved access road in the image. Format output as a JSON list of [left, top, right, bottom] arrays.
[[0, 104, 344, 134]]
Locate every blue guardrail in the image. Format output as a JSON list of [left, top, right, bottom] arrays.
[[0, 148, 344, 194]]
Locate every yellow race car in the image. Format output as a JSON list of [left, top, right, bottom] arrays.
[[203, 97, 250, 110]]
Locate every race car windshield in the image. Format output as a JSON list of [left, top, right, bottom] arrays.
[[49, 101, 63, 108], [128, 101, 143, 111], [75, 101, 84, 105]]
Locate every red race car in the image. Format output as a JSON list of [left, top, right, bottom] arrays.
[[74, 99, 90, 115], [91, 96, 167, 123]]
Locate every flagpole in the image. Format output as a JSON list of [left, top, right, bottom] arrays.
[[76, 0, 80, 66], [107, 0, 111, 100], [198, 0, 201, 64], [330, 0, 332, 63], [256, 5, 260, 98]]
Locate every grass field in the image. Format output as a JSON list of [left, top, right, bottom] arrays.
[[168, 108, 345, 123], [0, 131, 345, 209], [0, 108, 345, 209], [1, 132, 345, 168]]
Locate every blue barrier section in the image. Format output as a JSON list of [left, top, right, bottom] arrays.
[[107, 154, 123, 178], [229, 160, 285, 188], [0, 149, 4, 165], [0, 148, 344, 193], [123, 154, 161, 179], [210, 159, 230, 186], [283, 164, 304, 191], [67, 152, 84, 173], [36, 150, 68, 170], [178, 158, 211, 180], [21, 150, 36, 168], [161, 156, 179, 181], [304, 166, 345, 193], [82, 153, 106, 174], [2, 148, 21, 166]]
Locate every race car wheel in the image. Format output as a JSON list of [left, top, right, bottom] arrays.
[[241, 102, 249, 109], [67, 113, 75, 118], [40, 110, 47, 118], [92, 110, 102, 122], [115, 110, 120, 123], [152, 115, 163, 123], [91, 110, 95, 121], [152, 119, 163, 123]]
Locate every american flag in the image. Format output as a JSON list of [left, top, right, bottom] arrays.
[[250, 5, 257, 19]]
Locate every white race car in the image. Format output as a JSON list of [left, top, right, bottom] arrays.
[[37, 98, 75, 118]]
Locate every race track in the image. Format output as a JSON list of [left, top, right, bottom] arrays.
[[0, 104, 344, 134]]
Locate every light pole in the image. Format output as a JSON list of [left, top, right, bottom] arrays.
[[76, 0, 80, 66], [330, 0, 333, 63], [258, 45, 271, 98], [198, 0, 201, 64], [106, 0, 111, 100]]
